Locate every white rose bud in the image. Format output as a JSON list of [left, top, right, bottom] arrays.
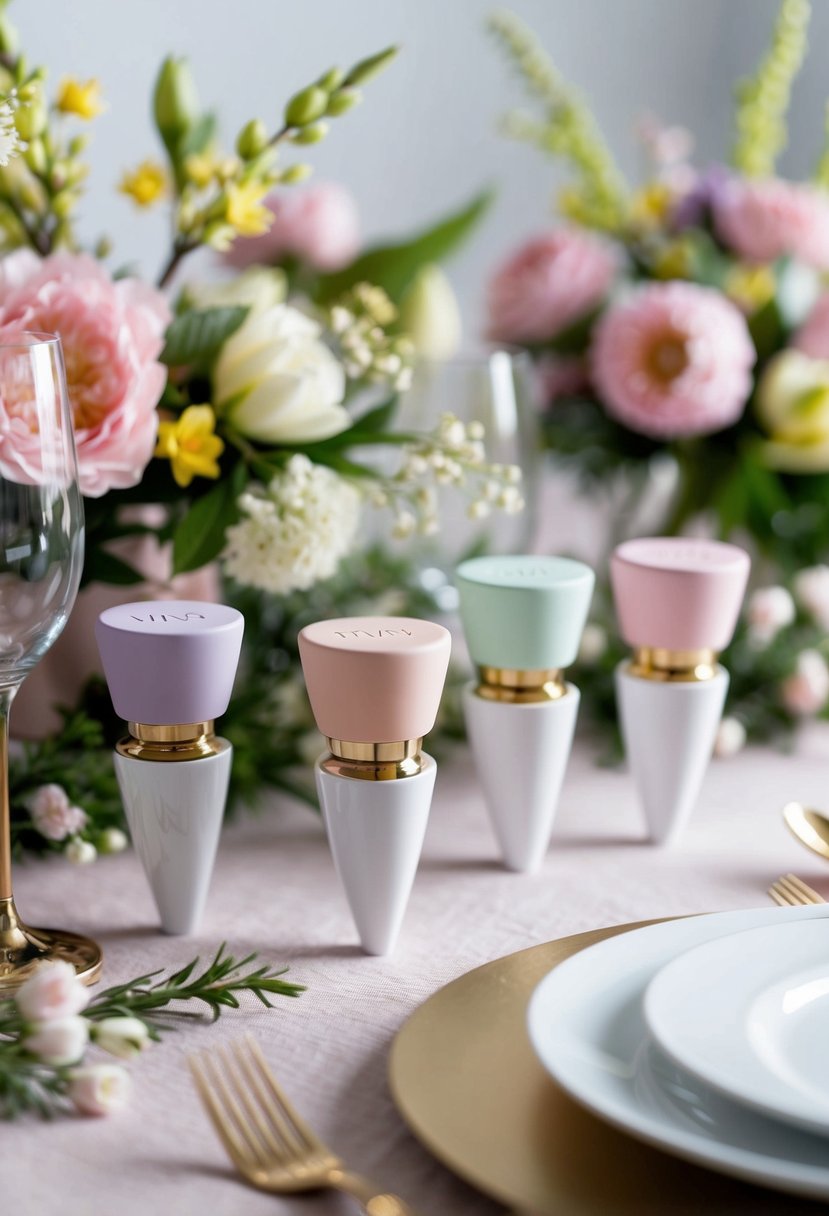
[[65, 838, 97, 865], [91, 1016, 151, 1060], [24, 1016, 89, 1066], [68, 1064, 131, 1116], [714, 716, 747, 758], [746, 585, 795, 644], [100, 827, 129, 854], [16, 959, 89, 1021]]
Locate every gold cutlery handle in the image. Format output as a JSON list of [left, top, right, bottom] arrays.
[[330, 1170, 421, 1215]]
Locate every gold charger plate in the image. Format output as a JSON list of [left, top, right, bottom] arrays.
[[389, 920, 825, 1215]]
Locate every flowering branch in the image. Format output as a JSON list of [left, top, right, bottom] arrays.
[[0, 947, 304, 1120]]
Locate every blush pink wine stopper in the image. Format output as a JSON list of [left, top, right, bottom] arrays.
[[298, 616, 451, 956]]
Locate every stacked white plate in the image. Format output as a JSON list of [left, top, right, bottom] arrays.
[[527, 905, 829, 1200]]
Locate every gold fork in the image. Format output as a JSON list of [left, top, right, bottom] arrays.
[[190, 1035, 419, 1215], [768, 872, 825, 906]]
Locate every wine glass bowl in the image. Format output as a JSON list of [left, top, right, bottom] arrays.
[[0, 333, 101, 989]]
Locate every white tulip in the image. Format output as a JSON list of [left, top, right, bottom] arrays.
[[91, 1016, 151, 1060], [68, 1064, 131, 1116], [24, 1016, 89, 1066], [186, 267, 286, 314], [398, 264, 462, 361], [214, 304, 349, 444]]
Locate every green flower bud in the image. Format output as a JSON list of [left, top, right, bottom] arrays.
[[317, 67, 345, 92], [68, 134, 89, 157], [279, 162, 312, 184], [14, 97, 47, 142], [94, 235, 113, 259], [0, 11, 18, 56], [23, 137, 46, 175], [52, 190, 75, 219], [284, 84, 328, 128], [344, 45, 398, 87], [290, 121, 328, 145], [325, 87, 362, 117], [236, 118, 268, 159], [153, 56, 199, 152]]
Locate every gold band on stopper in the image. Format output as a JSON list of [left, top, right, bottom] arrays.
[[116, 720, 222, 762], [322, 737, 423, 782], [627, 646, 719, 683], [476, 665, 566, 704]]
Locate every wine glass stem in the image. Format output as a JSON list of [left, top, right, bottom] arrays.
[[0, 686, 17, 901]]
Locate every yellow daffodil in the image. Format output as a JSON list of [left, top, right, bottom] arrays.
[[155, 405, 225, 487], [119, 160, 167, 207], [725, 264, 776, 314], [56, 77, 104, 120], [224, 180, 272, 237]]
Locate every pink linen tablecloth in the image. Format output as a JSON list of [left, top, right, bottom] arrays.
[[6, 739, 829, 1216]]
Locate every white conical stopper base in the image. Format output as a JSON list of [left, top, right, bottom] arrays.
[[616, 664, 728, 845], [463, 682, 580, 872], [315, 754, 436, 956], [113, 745, 232, 935]]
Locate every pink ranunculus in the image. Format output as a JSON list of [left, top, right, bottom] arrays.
[[486, 229, 616, 344], [16, 959, 90, 1021], [226, 182, 360, 272], [0, 251, 170, 497], [713, 176, 829, 270], [794, 293, 829, 359], [591, 281, 755, 439]]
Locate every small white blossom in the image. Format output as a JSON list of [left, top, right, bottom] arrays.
[[578, 623, 607, 665], [100, 827, 128, 854], [65, 839, 97, 865], [714, 716, 747, 758], [0, 101, 22, 167], [68, 1064, 131, 1116], [793, 565, 829, 630], [24, 1016, 89, 1067], [223, 456, 361, 594], [747, 585, 796, 644], [781, 649, 829, 716], [91, 1017, 150, 1060]]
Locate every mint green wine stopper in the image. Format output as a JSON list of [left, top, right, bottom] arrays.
[[455, 555, 595, 674]]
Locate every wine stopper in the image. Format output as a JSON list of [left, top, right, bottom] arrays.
[[298, 616, 451, 956], [95, 600, 244, 934], [611, 538, 750, 845], [455, 555, 594, 872]]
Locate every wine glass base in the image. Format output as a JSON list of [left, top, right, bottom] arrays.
[[0, 898, 103, 990]]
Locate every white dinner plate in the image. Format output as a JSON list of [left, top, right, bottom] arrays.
[[527, 905, 829, 1202], [644, 918, 829, 1137]]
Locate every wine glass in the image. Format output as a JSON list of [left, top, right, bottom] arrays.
[[0, 332, 101, 989]]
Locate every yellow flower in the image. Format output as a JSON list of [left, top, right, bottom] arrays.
[[183, 149, 218, 189], [56, 78, 104, 120], [224, 180, 272, 237], [155, 405, 225, 488], [724, 264, 776, 313], [756, 351, 829, 471], [651, 238, 693, 280], [629, 182, 673, 230], [119, 161, 167, 207]]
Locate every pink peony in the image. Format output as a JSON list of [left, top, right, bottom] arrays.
[[794, 293, 829, 358], [226, 181, 360, 272], [486, 229, 616, 344], [713, 176, 829, 269], [0, 251, 170, 497], [591, 281, 755, 439]]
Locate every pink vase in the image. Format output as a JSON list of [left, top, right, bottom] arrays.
[[14, 516, 220, 740]]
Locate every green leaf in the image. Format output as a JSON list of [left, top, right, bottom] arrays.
[[314, 189, 493, 304], [160, 306, 248, 368], [81, 550, 145, 589], [748, 296, 786, 362], [172, 464, 247, 575], [178, 112, 217, 162], [350, 396, 398, 433]]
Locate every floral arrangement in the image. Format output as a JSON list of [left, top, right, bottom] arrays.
[[0, 948, 302, 1119], [0, 3, 518, 854], [489, 0, 829, 753]]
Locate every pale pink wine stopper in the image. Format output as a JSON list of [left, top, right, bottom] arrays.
[[298, 616, 451, 743], [95, 600, 244, 724], [610, 538, 750, 651]]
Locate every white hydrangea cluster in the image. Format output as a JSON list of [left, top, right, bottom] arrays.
[[222, 454, 362, 594], [370, 412, 525, 538], [328, 283, 415, 392]]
